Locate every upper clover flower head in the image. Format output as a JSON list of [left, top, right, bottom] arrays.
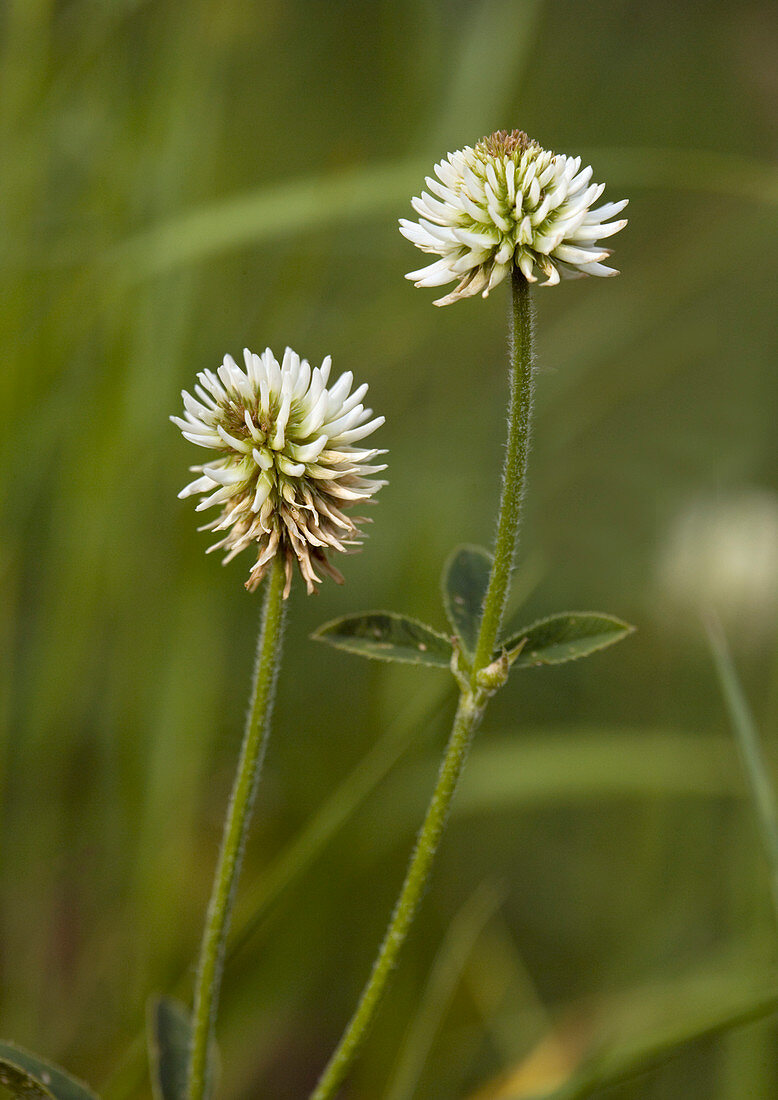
[[172, 348, 386, 597], [400, 129, 628, 305]]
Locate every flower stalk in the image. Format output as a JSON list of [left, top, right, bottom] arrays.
[[310, 691, 485, 1100], [173, 346, 384, 1098], [472, 269, 534, 676], [310, 271, 535, 1100], [187, 554, 287, 1100]]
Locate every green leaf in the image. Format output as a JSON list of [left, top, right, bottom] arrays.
[[0, 1043, 99, 1100], [500, 613, 634, 669], [441, 545, 492, 657], [312, 612, 452, 668], [147, 998, 192, 1100], [0, 1061, 53, 1100]]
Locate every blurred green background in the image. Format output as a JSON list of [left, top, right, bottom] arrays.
[[2, 0, 778, 1097]]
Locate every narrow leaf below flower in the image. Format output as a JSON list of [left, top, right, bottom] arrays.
[[312, 612, 453, 668], [499, 612, 635, 669]]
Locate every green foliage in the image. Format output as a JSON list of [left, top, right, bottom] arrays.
[[500, 612, 635, 669], [315, 581, 633, 682], [442, 545, 493, 658], [313, 604, 634, 686], [0, 1063, 51, 1100], [0, 1044, 98, 1100], [146, 998, 192, 1100], [312, 612, 453, 668]]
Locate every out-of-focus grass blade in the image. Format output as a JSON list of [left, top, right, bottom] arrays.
[[109, 0, 546, 286], [108, 161, 426, 284], [226, 674, 450, 963], [363, 731, 741, 841], [469, 970, 778, 1099], [584, 146, 778, 205], [707, 616, 778, 923], [103, 678, 450, 1100], [460, 730, 737, 808], [432, 0, 544, 146], [463, 911, 552, 1070], [383, 883, 503, 1100]]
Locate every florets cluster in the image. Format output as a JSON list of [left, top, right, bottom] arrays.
[[172, 348, 386, 596], [400, 129, 628, 305]]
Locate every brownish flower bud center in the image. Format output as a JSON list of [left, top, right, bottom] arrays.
[[477, 129, 536, 157]]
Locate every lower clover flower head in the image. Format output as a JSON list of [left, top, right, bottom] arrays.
[[172, 348, 386, 596], [400, 129, 628, 305]]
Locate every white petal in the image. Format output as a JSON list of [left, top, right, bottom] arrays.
[[518, 252, 536, 282], [406, 258, 458, 287], [251, 474, 273, 513], [571, 218, 628, 242], [252, 447, 274, 471], [575, 260, 619, 277], [585, 198, 629, 222], [325, 371, 354, 412], [333, 416, 385, 444], [459, 190, 489, 222], [482, 261, 512, 296], [277, 455, 306, 477], [553, 243, 609, 265], [217, 424, 252, 453], [452, 226, 496, 250], [289, 435, 328, 463], [178, 475, 215, 499], [399, 219, 441, 250]]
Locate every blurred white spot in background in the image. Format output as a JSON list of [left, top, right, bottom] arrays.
[[656, 489, 778, 647]]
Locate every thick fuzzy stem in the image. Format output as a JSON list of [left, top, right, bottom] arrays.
[[310, 273, 535, 1099], [187, 555, 287, 1100]]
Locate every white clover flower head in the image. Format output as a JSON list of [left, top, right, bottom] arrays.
[[400, 129, 628, 305], [172, 348, 386, 596]]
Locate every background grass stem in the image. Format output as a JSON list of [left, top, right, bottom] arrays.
[[707, 615, 778, 927]]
